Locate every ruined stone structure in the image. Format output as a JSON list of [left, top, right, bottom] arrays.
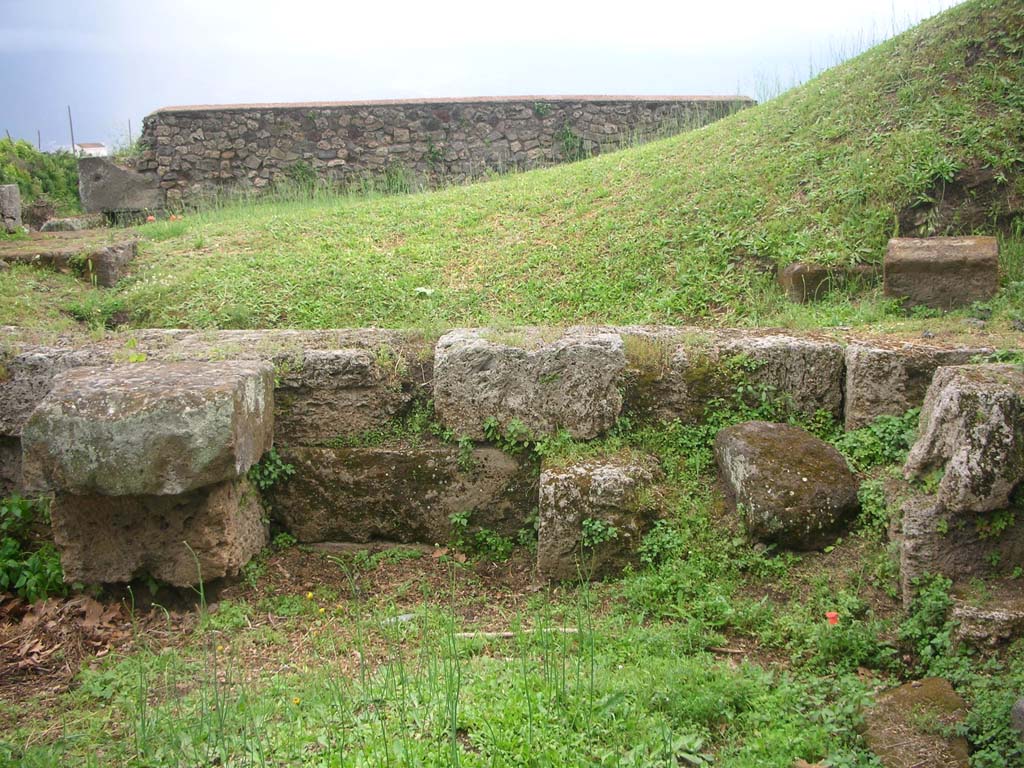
[[127, 95, 752, 206], [1, 325, 1019, 589]]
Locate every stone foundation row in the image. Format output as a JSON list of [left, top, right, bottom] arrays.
[[1, 325, 1019, 592]]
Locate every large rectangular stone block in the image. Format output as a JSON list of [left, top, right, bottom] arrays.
[[51, 477, 267, 587], [884, 236, 999, 310], [627, 331, 844, 424], [269, 443, 536, 544], [434, 329, 626, 439], [22, 361, 274, 496], [844, 342, 992, 429]]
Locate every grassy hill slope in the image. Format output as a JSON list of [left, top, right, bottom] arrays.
[[4, 0, 1023, 331]]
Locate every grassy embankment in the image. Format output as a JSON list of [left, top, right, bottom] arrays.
[[1, 0, 1022, 333]]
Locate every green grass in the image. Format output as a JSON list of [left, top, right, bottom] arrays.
[[3, 0, 1023, 333]]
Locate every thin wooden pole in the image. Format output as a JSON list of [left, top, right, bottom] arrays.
[[67, 105, 76, 154]]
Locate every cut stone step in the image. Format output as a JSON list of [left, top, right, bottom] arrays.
[[0, 230, 138, 286]]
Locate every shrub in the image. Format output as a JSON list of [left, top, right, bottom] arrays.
[[0, 138, 80, 213]]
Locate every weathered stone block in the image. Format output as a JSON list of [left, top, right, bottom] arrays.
[[537, 455, 662, 581], [0, 184, 21, 234], [22, 361, 274, 496], [714, 421, 859, 550], [51, 477, 267, 586], [0, 435, 21, 495], [899, 495, 1024, 603], [843, 342, 992, 430], [884, 236, 999, 310], [78, 156, 162, 213], [273, 348, 413, 444], [952, 593, 1024, 648], [434, 329, 625, 439], [904, 364, 1024, 513], [642, 332, 844, 423], [0, 347, 111, 437], [269, 443, 535, 543], [863, 678, 969, 768], [778, 262, 878, 303]]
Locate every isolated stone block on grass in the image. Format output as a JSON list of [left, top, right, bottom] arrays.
[[434, 329, 626, 440], [537, 455, 662, 581], [714, 421, 859, 550], [22, 361, 274, 496], [884, 236, 999, 310]]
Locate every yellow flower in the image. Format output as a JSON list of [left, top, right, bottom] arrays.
[[318, 607, 326, 614], [292, 696, 301, 705], [306, 591, 314, 600]]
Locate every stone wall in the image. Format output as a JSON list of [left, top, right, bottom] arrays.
[[136, 95, 753, 205], [2, 325, 1020, 586]]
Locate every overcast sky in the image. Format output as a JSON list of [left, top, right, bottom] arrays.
[[1, 0, 959, 150]]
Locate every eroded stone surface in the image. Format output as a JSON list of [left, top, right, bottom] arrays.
[[904, 364, 1024, 514], [714, 421, 859, 550], [0, 436, 21, 495], [638, 331, 844, 423], [270, 443, 535, 543], [899, 494, 1024, 602], [537, 455, 662, 581], [0, 347, 112, 437], [434, 329, 626, 439], [884, 236, 999, 310], [78, 156, 162, 213], [863, 678, 969, 768], [273, 348, 414, 444], [22, 361, 274, 496], [952, 596, 1024, 648], [51, 477, 266, 586], [0, 184, 21, 234], [844, 342, 992, 429]]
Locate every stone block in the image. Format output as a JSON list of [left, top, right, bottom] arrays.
[[434, 329, 625, 440], [0, 435, 21, 495], [863, 678, 969, 768], [843, 342, 992, 430], [51, 477, 267, 587], [884, 236, 999, 310], [0, 233, 139, 286], [904, 364, 1024, 513], [714, 421, 859, 550], [778, 262, 878, 303], [0, 184, 21, 234], [78, 156, 162, 213], [0, 347, 111, 437], [273, 348, 413, 444], [899, 494, 1024, 603], [537, 455, 662, 581], [636, 331, 844, 423], [22, 361, 274, 496], [269, 443, 535, 544]]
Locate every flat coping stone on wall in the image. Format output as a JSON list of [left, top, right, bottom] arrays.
[[433, 328, 626, 440], [22, 361, 274, 496], [884, 236, 999, 310]]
